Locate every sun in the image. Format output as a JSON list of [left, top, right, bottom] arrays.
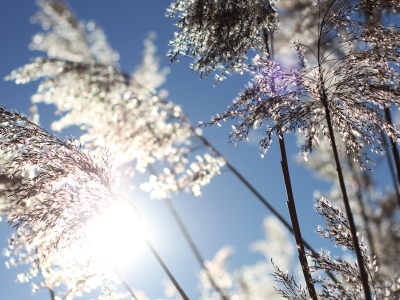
[[80, 200, 146, 269]]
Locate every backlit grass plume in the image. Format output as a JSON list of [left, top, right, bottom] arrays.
[[168, 0, 278, 81], [0, 106, 116, 253], [29, 0, 119, 64]]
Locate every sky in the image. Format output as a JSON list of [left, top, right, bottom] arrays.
[[0, 1, 395, 300]]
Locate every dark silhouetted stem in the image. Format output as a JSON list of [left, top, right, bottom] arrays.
[[322, 98, 372, 300], [48, 288, 55, 300], [116, 194, 190, 300], [278, 133, 318, 300], [383, 107, 400, 209], [345, 153, 377, 260], [142, 235, 189, 300], [316, 8, 370, 292]]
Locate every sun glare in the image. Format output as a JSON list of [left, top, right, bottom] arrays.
[[79, 201, 146, 269]]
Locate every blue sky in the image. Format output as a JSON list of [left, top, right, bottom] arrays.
[[0, 1, 394, 300]]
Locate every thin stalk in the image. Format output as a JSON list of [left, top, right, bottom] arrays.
[[163, 198, 229, 300], [112, 267, 139, 300], [142, 235, 189, 300], [317, 7, 370, 295], [278, 133, 318, 300], [264, 30, 318, 299], [345, 152, 377, 260], [116, 194, 190, 300], [146, 165, 228, 300], [380, 131, 400, 202], [48, 288, 55, 300], [321, 98, 372, 300], [383, 107, 400, 209]]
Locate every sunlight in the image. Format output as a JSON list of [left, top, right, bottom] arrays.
[[80, 201, 146, 269]]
